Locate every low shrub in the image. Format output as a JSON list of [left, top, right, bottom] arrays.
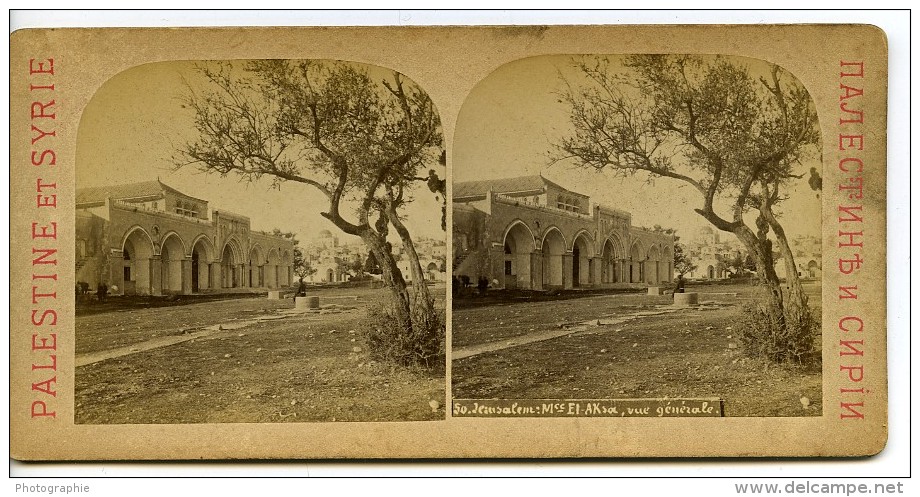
[[738, 290, 817, 364], [362, 295, 444, 370]]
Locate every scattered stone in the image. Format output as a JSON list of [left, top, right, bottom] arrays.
[[429, 400, 440, 412], [237, 333, 245, 337], [352, 346, 362, 353], [256, 348, 263, 352], [291, 399, 298, 406], [351, 338, 356, 342], [727, 335, 732, 339], [714, 365, 721, 370], [329, 330, 337, 334], [632, 343, 638, 347], [725, 327, 733, 331], [728, 343, 738, 349], [224, 354, 232, 358], [210, 372, 215, 376], [706, 326, 714, 330], [800, 396, 811, 409], [600, 349, 607, 353]]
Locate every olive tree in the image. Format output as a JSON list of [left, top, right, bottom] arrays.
[[177, 60, 443, 367], [557, 55, 820, 362]]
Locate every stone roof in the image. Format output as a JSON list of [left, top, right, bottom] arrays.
[[453, 175, 549, 199], [76, 180, 207, 206]]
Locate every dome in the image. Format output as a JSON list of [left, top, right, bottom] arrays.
[[319, 229, 333, 238]]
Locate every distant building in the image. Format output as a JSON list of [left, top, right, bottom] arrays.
[[395, 237, 447, 283], [775, 234, 822, 280], [76, 180, 295, 295], [301, 229, 362, 283], [684, 226, 743, 280], [453, 175, 674, 290]]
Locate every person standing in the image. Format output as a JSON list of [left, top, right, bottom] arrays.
[[96, 282, 109, 303]]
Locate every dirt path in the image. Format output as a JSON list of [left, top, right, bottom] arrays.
[[452, 305, 690, 360], [75, 306, 356, 366]]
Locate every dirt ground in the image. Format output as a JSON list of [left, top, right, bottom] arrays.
[[75, 285, 446, 424], [452, 281, 822, 417]]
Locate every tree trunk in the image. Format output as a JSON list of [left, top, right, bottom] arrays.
[[385, 203, 434, 311], [760, 203, 809, 317], [359, 229, 411, 316], [732, 224, 786, 324]]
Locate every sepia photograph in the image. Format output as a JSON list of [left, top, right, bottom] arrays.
[[73, 59, 447, 423], [451, 54, 823, 417], [10, 21, 892, 461]]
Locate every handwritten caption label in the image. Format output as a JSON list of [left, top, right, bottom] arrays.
[[452, 398, 724, 418]]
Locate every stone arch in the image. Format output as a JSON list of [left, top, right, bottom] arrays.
[[121, 225, 155, 256], [426, 261, 439, 281], [647, 245, 661, 284], [541, 227, 566, 288], [629, 239, 646, 283], [806, 259, 819, 278], [502, 219, 536, 251], [221, 237, 243, 288], [571, 230, 595, 287], [502, 219, 537, 289], [159, 231, 188, 257], [249, 244, 266, 287], [120, 225, 156, 295], [159, 232, 186, 294], [661, 244, 673, 283], [190, 234, 215, 292], [601, 234, 626, 284], [266, 247, 281, 288]]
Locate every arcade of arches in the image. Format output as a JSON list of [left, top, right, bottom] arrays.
[[115, 228, 294, 296], [78, 206, 295, 297], [453, 183, 674, 292], [496, 221, 673, 290]]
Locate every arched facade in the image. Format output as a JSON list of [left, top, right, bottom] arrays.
[[571, 230, 595, 287], [160, 232, 186, 294], [453, 175, 674, 291], [249, 244, 265, 288], [191, 234, 214, 292], [75, 180, 296, 296], [120, 226, 155, 295], [502, 220, 536, 289]]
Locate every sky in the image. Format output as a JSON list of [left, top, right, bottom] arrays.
[[75, 60, 445, 246], [452, 54, 823, 242]]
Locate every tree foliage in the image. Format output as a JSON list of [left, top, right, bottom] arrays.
[[178, 60, 444, 367], [292, 246, 316, 280], [558, 55, 820, 363]]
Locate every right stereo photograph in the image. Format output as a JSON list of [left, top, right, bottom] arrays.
[[451, 54, 823, 419]]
